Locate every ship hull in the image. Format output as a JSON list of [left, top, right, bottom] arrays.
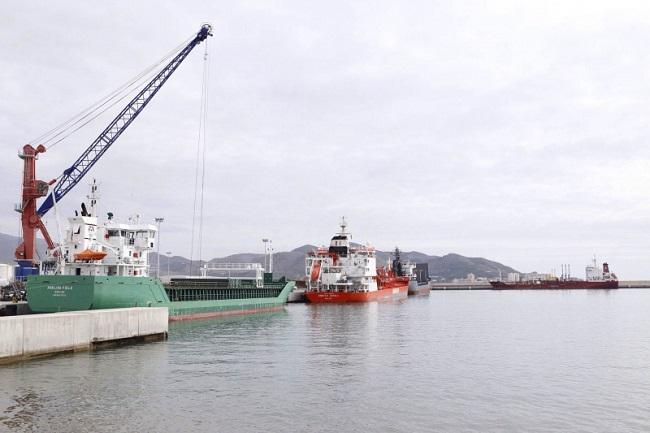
[[490, 280, 618, 290], [305, 285, 408, 303], [26, 275, 295, 321], [408, 280, 430, 296]]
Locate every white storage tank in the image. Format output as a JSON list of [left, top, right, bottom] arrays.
[[507, 272, 520, 282]]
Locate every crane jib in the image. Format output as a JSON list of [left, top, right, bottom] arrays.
[[36, 24, 212, 217]]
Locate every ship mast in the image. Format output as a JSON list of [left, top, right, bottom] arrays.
[[339, 216, 347, 235]]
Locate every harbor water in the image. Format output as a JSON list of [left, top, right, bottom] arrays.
[[2, 290, 650, 432]]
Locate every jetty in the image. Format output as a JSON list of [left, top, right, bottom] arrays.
[[430, 281, 650, 290], [0, 307, 168, 364]]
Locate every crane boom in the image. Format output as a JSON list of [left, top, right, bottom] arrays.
[[15, 24, 212, 271], [38, 24, 212, 216]]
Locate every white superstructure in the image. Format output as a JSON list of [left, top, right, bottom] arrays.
[[42, 181, 157, 277], [398, 256, 416, 281], [305, 218, 378, 293], [585, 257, 617, 281]]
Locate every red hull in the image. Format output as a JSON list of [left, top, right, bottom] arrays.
[[490, 280, 618, 290], [305, 285, 408, 303]]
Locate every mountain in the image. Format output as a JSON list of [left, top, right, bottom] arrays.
[[0, 233, 47, 264], [375, 250, 516, 281], [151, 245, 516, 281], [0, 233, 18, 264], [0, 231, 517, 281], [150, 245, 320, 279]]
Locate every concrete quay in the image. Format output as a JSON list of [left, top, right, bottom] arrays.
[[618, 281, 650, 288], [0, 307, 168, 364], [430, 282, 492, 290]]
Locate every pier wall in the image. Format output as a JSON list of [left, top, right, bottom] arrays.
[[0, 307, 168, 364], [430, 282, 491, 290]]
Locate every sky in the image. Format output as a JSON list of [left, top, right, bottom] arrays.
[[2, 0, 650, 278]]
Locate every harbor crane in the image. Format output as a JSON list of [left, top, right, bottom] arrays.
[[15, 24, 212, 277]]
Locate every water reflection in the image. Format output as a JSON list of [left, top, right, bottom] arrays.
[[1, 291, 650, 432], [1, 389, 43, 432]]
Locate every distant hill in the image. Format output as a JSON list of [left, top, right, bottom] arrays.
[[0, 232, 517, 280], [0, 233, 18, 264], [150, 245, 321, 279], [373, 249, 516, 281], [151, 245, 517, 281], [0, 233, 46, 264]]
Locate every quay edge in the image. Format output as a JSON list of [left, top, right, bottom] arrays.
[[0, 307, 168, 364]]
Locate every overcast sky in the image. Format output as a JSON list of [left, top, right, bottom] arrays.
[[2, 0, 650, 278]]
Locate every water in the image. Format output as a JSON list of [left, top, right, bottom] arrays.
[[1, 290, 650, 432]]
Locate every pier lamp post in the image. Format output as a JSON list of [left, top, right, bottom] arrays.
[[262, 238, 273, 273], [166, 251, 172, 277], [155, 217, 164, 278], [262, 238, 269, 271]]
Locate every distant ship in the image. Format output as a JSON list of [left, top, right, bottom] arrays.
[[393, 248, 430, 296], [304, 219, 408, 303], [490, 259, 618, 290]]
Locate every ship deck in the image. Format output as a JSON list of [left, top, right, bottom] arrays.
[[164, 277, 288, 302]]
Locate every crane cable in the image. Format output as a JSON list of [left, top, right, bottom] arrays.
[[189, 40, 210, 276], [198, 42, 211, 269], [29, 34, 194, 150]]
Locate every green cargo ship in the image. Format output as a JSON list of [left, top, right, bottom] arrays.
[[27, 274, 294, 321], [25, 185, 294, 320]]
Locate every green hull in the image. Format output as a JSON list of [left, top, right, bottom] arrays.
[[27, 275, 294, 320]]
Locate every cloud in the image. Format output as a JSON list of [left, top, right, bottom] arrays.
[[2, 0, 650, 278]]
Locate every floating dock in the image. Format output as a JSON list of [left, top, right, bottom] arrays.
[[0, 307, 168, 364]]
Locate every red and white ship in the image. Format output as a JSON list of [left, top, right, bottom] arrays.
[[490, 258, 618, 290], [304, 219, 409, 303]]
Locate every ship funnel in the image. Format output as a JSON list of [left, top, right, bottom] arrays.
[[603, 262, 609, 273]]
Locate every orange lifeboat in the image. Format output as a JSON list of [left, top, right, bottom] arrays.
[[310, 260, 322, 282], [74, 249, 107, 261]]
